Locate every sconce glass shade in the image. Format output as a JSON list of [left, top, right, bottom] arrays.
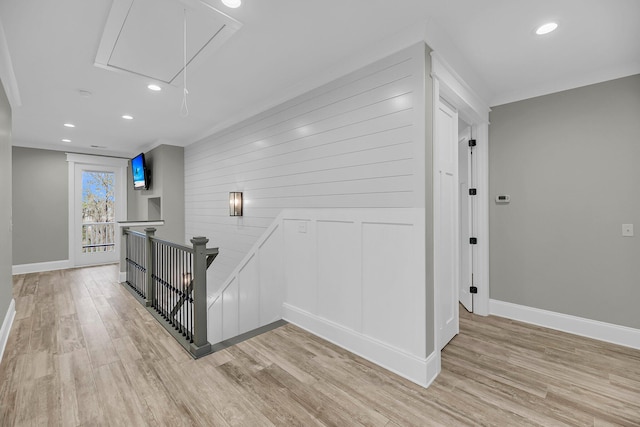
[[229, 192, 243, 216]]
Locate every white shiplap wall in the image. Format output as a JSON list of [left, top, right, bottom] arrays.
[[185, 43, 427, 294]]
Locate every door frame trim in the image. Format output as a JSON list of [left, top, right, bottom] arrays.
[[434, 98, 460, 351], [66, 154, 128, 268], [430, 51, 491, 374]]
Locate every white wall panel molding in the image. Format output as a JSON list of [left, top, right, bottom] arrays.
[[0, 298, 15, 364], [12, 260, 72, 275], [490, 299, 640, 351]]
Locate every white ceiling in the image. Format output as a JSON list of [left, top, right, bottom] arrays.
[[1, 0, 639, 157]]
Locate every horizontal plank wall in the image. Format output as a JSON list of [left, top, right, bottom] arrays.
[[185, 43, 427, 295]]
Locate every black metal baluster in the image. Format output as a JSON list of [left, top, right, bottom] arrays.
[[172, 246, 176, 328], [153, 242, 160, 312], [187, 254, 193, 342], [163, 245, 171, 319], [181, 250, 185, 336], [141, 236, 144, 297], [137, 235, 141, 295], [162, 243, 166, 318], [143, 236, 146, 297], [174, 247, 178, 330]]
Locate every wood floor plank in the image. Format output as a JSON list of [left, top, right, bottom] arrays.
[[2, 265, 640, 426], [60, 348, 104, 425], [57, 313, 86, 354], [183, 357, 275, 426], [217, 357, 324, 426], [121, 357, 200, 427], [93, 361, 149, 426]]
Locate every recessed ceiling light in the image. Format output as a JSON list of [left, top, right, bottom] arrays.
[[64, 123, 75, 128], [222, 0, 241, 8], [61, 139, 71, 143], [536, 22, 558, 35], [122, 115, 134, 120], [147, 84, 162, 91]]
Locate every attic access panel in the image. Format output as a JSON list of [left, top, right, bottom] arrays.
[[95, 0, 241, 85]]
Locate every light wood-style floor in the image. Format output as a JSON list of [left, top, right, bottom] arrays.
[[1, 265, 640, 426]]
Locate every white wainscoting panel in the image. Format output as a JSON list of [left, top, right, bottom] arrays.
[[257, 225, 284, 325], [238, 254, 260, 335], [206, 208, 434, 387], [362, 222, 419, 355], [316, 220, 360, 331], [185, 43, 427, 295], [283, 219, 317, 313], [222, 277, 239, 339]]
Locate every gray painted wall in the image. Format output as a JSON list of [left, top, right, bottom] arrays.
[[0, 81, 12, 322], [127, 144, 185, 243], [12, 147, 69, 265], [489, 74, 640, 329]]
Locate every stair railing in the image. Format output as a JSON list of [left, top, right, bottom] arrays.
[[122, 227, 218, 358]]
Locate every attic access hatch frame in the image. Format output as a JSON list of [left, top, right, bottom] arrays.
[[95, 0, 242, 86]]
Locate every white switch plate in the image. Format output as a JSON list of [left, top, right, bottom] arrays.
[[622, 224, 634, 237], [298, 221, 307, 233]]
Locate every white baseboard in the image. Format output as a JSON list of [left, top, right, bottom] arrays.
[[283, 303, 438, 388], [12, 259, 72, 275], [0, 299, 16, 364], [119, 271, 127, 283], [490, 299, 640, 350]]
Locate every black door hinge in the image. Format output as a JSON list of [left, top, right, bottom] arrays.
[[470, 286, 478, 294], [470, 237, 477, 244], [469, 188, 477, 196], [468, 139, 477, 147]]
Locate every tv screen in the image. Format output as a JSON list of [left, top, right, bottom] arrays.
[[131, 153, 149, 190]]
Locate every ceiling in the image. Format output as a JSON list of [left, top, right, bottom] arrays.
[[1, 0, 639, 157]]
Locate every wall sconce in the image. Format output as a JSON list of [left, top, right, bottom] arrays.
[[229, 192, 243, 216]]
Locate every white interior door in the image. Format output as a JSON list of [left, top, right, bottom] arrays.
[[71, 158, 127, 267], [458, 126, 473, 312], [435, 99, 459, 350]]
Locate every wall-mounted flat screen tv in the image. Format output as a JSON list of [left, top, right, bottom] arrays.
[[131, 153, 150, 190]]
